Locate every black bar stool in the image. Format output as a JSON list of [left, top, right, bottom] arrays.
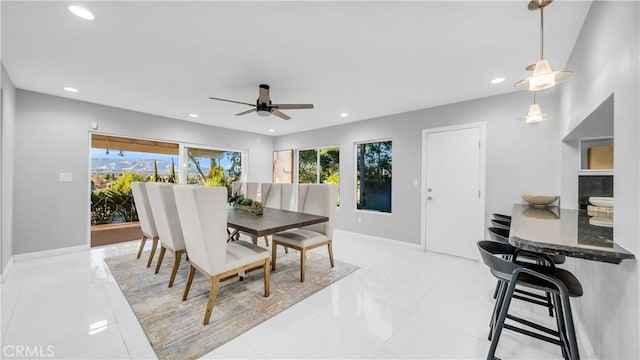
[[488, 226, 565, 316], [492, 213, 512, 222], [477, 240, 582, 360], [490, 219, 511, 231], [488, 227, 566, 265]]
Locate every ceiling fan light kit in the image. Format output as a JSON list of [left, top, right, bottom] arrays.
[[515, 0, 573, 123], [209, 84, 313, 121]]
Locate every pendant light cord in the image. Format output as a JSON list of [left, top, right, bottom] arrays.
[[540, 5, 544, 59]]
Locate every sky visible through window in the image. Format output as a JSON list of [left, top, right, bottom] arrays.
[[90, 149, 235, 169], [91, 149, 176, 163]]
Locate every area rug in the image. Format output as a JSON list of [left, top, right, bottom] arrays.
[[105, 247, 359, 360]]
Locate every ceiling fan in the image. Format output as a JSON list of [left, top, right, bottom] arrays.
[[209, 84, 314, 120]]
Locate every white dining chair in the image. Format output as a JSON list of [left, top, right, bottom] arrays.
[[281, 183, 295, 211], [231, 181, 244, 197], [272, 184, 338, 282], [173, 185, 271, 325], [245, 182, 260, 202], [146, 183, 187, 287], [131, 182, 160, 267]]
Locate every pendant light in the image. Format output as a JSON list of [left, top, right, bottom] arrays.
[[514, 0, 572, 91], [521, 92, 550, 123]]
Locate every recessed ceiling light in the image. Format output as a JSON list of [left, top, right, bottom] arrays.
[[188, 113, 199, 118], [64, 86, 79, 93], [340, 113, 349, 118], [490, 77, 505, 84], [268, 129, 275, 133], [68, 5, 95, 20]]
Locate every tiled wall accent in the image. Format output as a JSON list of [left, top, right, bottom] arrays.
[[578, 175, 613, 209]]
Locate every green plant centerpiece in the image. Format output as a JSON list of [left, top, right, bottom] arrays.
[[229, 193, 264, 215]]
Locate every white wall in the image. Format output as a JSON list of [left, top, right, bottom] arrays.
[[275, 89, 562, 244], [1, 63, 16, 276], [559, 1, 639, 358], [13, 90, 274, 255]]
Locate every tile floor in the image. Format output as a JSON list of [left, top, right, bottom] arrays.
[[1, 230, 595, 359]]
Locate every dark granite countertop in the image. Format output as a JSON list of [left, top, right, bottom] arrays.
[[509, 204, 635, 264]]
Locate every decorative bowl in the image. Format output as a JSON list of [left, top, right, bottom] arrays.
[[522, 207, 560, 219], [521, 194, 559, 208]]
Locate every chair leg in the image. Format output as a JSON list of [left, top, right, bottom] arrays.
[[489, 280, 507, 341], [284, 247, 289, 254], [155, 245, 167, 274], [203, 277, 221, 325], [492, 280, 500, 299], [300, 249, 306, 282], [263, 259, 271, 297], [327, 242, 335, 268], [146, 238, 158, 268], [264, 236, 270, 247], [559, 292, 580, 360], [553, 294, 569, 359], [168, 250, 183, 288], [182, 265, 196, 301], [487, 278, 518, 360], [546, 291, 554, 317], [136, 235, 147, 259], [271, 242, 278, 271]]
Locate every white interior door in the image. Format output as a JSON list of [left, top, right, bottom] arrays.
[[423, 124, 484, 260]]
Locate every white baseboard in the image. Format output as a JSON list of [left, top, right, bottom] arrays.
[[334, 229, 423, 251], [1, 256, 15, 284], [12, 244, 89, 263]]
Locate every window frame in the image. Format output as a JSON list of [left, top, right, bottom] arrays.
[[354, 138, 393, 214], [296, 145, 340, 185]]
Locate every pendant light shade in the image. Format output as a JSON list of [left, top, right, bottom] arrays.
[[514, 59, 573, 91], [514, 0, 572, 91], [521, 92, 550, 123]]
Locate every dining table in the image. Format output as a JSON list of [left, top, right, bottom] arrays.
[[227, 207, 329, 244], [508, 203, 635, 264]]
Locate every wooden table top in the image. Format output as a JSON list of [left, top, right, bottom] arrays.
[[227, 207, 329, 237]]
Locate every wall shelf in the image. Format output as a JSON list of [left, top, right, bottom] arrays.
[[579, 136, 613, 172]]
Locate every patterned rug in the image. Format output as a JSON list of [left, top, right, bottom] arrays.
[[105, 246, 359, 360]]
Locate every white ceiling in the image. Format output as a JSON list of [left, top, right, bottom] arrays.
[[2, 1, 592, 136]]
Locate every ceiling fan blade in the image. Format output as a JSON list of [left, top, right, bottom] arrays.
[[271, 109, 291, 120], [271, 104, 314, 110], [258, 84, 270, 104], [209, 97, 255, 107], [236, 108, 257, 116]]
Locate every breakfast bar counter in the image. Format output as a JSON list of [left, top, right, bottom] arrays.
[[509, 204, 635, 264]]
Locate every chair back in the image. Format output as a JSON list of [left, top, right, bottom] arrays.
[[297, 184, 310, 212], [131, 182, 158, 237], [146, 183, 185, 252], [173, 185, 228, 275], [281, 183, 295, 211], [488, 227, 510, 244], [246, 182, 260, 201], [263, 183, 282, 209], [492, 213, 512, 221], [300, 184, 338, 239], [477, 240, 521, 281], [231, 181, 244, 197], [491, 219, 511, 230]]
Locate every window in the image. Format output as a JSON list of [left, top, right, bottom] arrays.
[[298, 147, 339, 185], [185, 147, 243, 196], [90, 134, 180, 227], [298, 149, 318, 184], [356, 140, 392, 213]]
